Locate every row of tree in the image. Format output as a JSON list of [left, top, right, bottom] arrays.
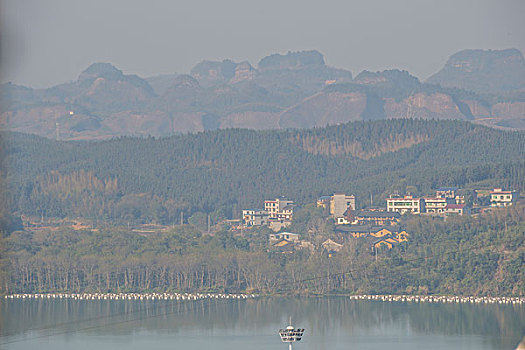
[[2, 205, 523, 296]]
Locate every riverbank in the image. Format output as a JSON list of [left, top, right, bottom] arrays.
[[349, 294, 525, 304], [4, 292, 524, 305], [3, 292, 257, 301]]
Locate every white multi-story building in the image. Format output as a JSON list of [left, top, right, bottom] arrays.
[[444, 204, 469, 216], [424, 197, 453, 214], [386, 195, 424, 214], [242, 197, 295, 230], [242, 209, 269, 226], [490, 188, 518, 207], [264, 197, 294, 218]]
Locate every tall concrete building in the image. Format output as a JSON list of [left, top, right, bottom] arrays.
[[264, 197, 294, 218], [330, 194, 356, 218]]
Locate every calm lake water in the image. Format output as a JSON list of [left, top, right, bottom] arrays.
[[1, 297, 524, 350]]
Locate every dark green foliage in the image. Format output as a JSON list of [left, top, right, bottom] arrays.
[[0, 212, 23, 237], [2, 119, 524, 223]]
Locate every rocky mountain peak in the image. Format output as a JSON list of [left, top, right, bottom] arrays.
[[230, 61, 256, 83], [168, 74, 201, 89], [257, 50, 325, 70], [191, 59, 237, 84], [446, 48, 524, 72], [78, 62, 124, 81], [427, 48, 525, 93], [354, 69, 420, 87]]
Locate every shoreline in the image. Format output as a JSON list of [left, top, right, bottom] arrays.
[[3, 292, 257, 301], [3, 292, 524, 305], [348, 294, 525, 304]]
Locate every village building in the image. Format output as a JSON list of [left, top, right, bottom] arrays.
[[373, 237, 400, 250], [322, 238, 344, 257], [444, 204, 469, 216], [268, 232, 314, 253], [490, 188, 518, 207], [330, 193, 356, 218], [316, 196, 331, 209], [396, 231, 409, 242], [386, 195, 424, 214], [423, 197, 454, 214], [269, 232, 300, 243], [436, 187, 467, 205], [455, 195, 466, 204], [264, 197, 295, 231], [370, 227, 395, 238], [335, 225, 372, 238], [269, 218, 291, 231], [264, 197, 294, 218], [336, 216, 351, 225], [335, 225, 407, 242], [348, 210, 401, 226], [270, 239, 295, 253], [243, 197, 295, 230], [322, 238, 343, 251], [277, 204, 294, 221], [372, 231, 410, 250], [436, 187, 458, 199], [242, 209, 269, 226]]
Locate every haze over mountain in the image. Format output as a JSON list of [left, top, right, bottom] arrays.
[[1, 49, 524, 140], [427, 49, 525, 94]]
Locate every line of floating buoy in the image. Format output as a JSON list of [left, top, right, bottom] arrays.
[[3, 292, 257, 301], [348, 294, 525, 305]]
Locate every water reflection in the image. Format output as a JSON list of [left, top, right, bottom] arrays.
[[1, 297, 524, 350]]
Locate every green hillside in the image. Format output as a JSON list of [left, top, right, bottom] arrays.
[[2, 119, 525, 224]]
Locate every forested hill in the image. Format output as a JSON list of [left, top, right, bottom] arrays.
[[2, 119, 525, 224]]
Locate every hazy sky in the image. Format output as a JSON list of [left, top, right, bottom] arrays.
[[1, 0, 524, 88]]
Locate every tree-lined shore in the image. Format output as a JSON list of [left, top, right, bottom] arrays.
[[2, 206, 523, 296]]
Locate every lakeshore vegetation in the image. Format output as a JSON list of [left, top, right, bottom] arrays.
[[1, 205, 524, 296]]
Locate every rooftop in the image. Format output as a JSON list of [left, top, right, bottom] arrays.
[[490, 188, 514, 194], [278, 232, 299, 236], [437, 187, 458, 191], [445, 204, 466, 209], [353, 210, 401, 218], [387, 195, 420, 200], [424, 197, 448, 201]]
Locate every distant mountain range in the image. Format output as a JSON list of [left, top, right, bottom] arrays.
[[1, 49, 524, 139]]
